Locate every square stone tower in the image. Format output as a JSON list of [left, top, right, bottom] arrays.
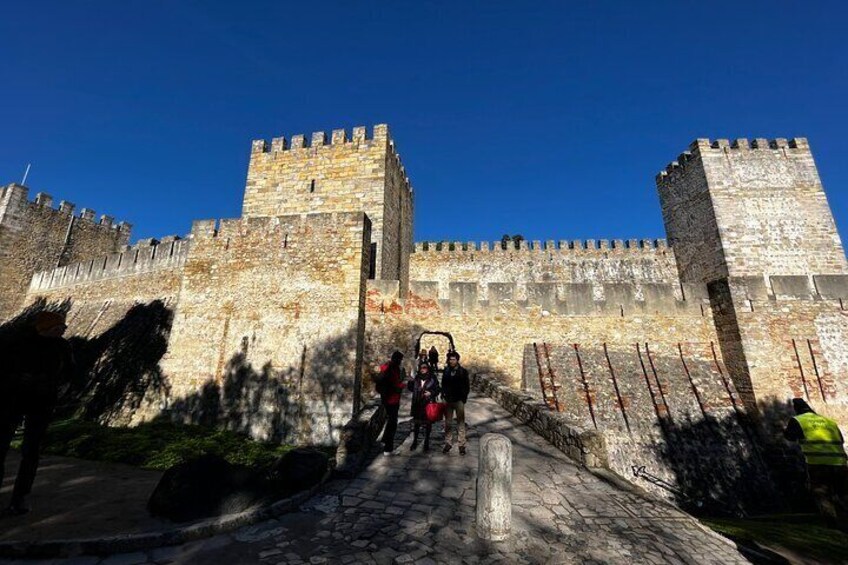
[[242, 124, 413, 292], [657, 138, 848, 418], [658, 138, 847, 284]]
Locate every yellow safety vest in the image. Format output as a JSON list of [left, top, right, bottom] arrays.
[[793, 412, 848, 467]]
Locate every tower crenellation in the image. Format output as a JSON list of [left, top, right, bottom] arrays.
[[656, 137, 813, 185], [250, 124, 389, 154], [658, 136, 845, 283], [412, 238, 669, 253]]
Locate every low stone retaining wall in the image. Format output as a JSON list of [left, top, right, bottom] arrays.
[[471, 374, 608, 468], [334, 398, 386, 477]]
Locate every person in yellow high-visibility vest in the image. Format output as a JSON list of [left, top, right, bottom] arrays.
[[784, 398, 848, 527]]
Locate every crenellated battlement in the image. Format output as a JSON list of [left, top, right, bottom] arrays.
[[249, 124, 413, 197], [691, 137, 810, 151], [413, 238, 669, 253], [655, 137, 811, 184], [1, 183, 131, 232], [251, 124, 390, 154], [387, 138, 413, 196], [30, 236, 190, 291], [10, 123, 848, 455]]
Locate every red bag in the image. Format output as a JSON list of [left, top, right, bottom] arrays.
[[426, 402, 446, 423]]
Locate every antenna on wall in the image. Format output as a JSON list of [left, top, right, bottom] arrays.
[[21, 163, 31, 186]]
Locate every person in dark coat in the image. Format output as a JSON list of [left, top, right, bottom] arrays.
[[376, 351, 406, 455], [428, 346, 440, 371], [441, 351, 470, 455], [416, 349, 429, 370], [407, 362, 440, 452], [0, 311, 74, 515]]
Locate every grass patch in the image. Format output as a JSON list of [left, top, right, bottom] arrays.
[[12, 419, 316, 471], [704, 514, 848, 563]]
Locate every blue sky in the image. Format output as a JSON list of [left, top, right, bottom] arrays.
[[1, 1, 846, 244]]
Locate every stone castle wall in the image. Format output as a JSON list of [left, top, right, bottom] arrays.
[[660, 139, 847, 281], [22, 244, 185, 427], [384, 142, 414, 295], [158, 212, 371, 444], [717, 275, 848, 424], [409, 239, 679, 301], [0, 183, 130, 318], [517, 343, 769, 510], [30, 237, 190, 293], [23, 211, 372, 444], [364, 277, 717, 389]]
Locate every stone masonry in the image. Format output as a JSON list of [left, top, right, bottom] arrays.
[[0, 183, 130, 318], [4, 125, 848, 507], [658, 139, 848, 421], [242, 125, 413, 293]]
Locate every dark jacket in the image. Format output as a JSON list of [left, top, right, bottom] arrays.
[[441, 365, 470, 403], [1, 329, 74, 404], [408, 373, 440, 421], [428, 347, 439, 368]]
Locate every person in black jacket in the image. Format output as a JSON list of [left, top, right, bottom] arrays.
[[428, 346, 440, 371], [0, 311, 74, 515], [441, 351, 470, 455], [407, 362, 440, 452]]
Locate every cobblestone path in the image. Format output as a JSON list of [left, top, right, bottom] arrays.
[[7, 393, 748, 564]]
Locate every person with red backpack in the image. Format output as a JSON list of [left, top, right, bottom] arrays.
[[375, 351, 406, 455]]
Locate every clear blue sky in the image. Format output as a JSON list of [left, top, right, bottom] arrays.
[[1, 1, 846, 244]]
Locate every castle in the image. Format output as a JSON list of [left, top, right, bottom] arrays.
[[2, 125, 847, 505]]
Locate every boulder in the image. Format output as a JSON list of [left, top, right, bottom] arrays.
[[147, 454, 267, 522], [270, 447, 329, 492]]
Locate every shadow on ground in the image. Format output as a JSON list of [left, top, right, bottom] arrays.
[[0, 452, 165, 542]]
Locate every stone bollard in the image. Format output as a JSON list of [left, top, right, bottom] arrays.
[[476, 433, 512, 541]]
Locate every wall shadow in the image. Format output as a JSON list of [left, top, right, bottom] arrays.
[[65, 300, 174, 424], [4, 297, 560, 452], [0, 297, 71, 337], [652, 398, 811, 516], [163, 339, 294, 442], [0, 299, 174, 426], [162, 324, 364, 445]]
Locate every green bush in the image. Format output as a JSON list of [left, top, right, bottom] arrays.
[[13, 419, 310, 470]]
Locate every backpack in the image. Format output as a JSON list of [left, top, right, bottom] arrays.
[[372, 365, 390, 395]]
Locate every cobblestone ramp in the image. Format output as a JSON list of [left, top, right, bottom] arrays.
[[60, 393, 746, 565]]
